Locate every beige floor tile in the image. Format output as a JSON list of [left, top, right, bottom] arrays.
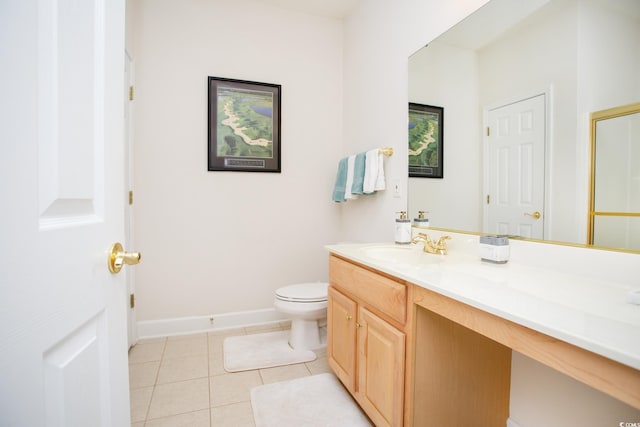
[[144, 409, 210, 427], [129, 327, 335, 424], [208, 329, 245, 355], [306, 356, 332, 376], [157, 354, 208, 384], [167, 332, 208, 341], [259, 363, 311, 384], [128, 341, 166, 364], [136, 336, 168, 344], [164, 335, 208, 359], [313, 346, 327, 358], [244, 323, 283, 334], [129, 361, 160, 389], [129, 386, 153, 423], [208, 327, 246, 337], [208, 336, 225, 356], [211, 402, 255, 427], [209, 353, 226, 376], [147, 378, 210, 420], [210, 371, 262, 407]]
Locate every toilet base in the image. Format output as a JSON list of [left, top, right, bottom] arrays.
[[289, 318, 326, 350]]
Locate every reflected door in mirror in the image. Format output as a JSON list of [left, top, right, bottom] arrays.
[[486, 95, 545, 238]]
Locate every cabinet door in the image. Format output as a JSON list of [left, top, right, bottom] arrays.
[[327, 286, 357, 392], [358, 306, 405, 427]]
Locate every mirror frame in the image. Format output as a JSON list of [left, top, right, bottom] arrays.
[[416, 225, 640, 254], [588, 102, 640, 248]]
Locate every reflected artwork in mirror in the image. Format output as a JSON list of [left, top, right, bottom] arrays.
[[409, 103, 443, 179], [408, 0, 640, 250]]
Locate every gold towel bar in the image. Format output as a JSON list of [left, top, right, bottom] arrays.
[[379, 147, 394, 156]]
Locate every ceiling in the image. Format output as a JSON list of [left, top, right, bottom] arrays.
[[436, 0, 551, 50], [257, 0, 359, 19]]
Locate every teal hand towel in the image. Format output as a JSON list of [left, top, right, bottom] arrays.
[[351, 152, 366, 195], [332, 157, 348, 202]]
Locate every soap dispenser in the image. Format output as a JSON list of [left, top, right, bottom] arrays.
[[412, 211, 430, 239], [395, 211, 412, 244]]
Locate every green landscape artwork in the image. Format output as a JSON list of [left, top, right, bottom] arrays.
[[217, 86, 274, 159], [408, 108, 440, 170]]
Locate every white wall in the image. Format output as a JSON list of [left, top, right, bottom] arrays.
[[408, 44, 482, 231], [339, 0, 490, 243], [510, 352, 640, 426], [130, 0, 344, 321]]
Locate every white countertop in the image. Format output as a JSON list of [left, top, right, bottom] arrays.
[[325, 241, 640, 371]]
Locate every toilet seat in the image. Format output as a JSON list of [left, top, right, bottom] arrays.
[[275, 282, 328, 303]]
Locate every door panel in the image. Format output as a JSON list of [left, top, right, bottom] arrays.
[[327, 286, 357, 392], [358, 307, 405, 427], [44, 313, 107, 425], [38, 0, 105, 227]]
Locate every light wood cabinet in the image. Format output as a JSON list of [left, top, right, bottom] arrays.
[[328, 249, 640, 427], [328, 255, 408, 427], [357, 305, 405, 427], [327, 285, 357, 392]]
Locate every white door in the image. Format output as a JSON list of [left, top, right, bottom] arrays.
[[484, 94, 546, 239], [0, 1, 131, 426]]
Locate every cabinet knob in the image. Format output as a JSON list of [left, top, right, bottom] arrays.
[[346, 315, 353, 321], [356, 322, 362, 328]]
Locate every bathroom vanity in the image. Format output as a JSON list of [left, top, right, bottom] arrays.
[[326, 234, 640, 427], [328, 255, 411, 427]]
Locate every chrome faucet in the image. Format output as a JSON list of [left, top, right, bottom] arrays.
[[412, 232, 451, 255]]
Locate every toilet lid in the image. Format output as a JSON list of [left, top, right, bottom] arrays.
[[275, 282, 329, 303]]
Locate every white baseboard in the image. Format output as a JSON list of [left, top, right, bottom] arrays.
[[136, 308, 288, 340], [506, 418, 522, 427]]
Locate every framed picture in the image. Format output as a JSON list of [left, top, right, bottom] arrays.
[[408, 103, 443, 178], [208, 76, 281, 172]]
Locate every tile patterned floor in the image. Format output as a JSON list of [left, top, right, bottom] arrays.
[[128, 323, 331, 426]]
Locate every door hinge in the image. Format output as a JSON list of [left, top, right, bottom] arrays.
[[486, 127, 490, 136], [129, 86, 134, 101], [129, 190, 133, 205], [130, 293, 135, 309], [486, 194, 490, 204]]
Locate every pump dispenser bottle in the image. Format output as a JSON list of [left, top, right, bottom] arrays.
[[412, 211, 430, 239], [395, 211, 412, 244]]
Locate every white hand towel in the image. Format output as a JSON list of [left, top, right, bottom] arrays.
[[344, 155, 358, 200], [374, 151, 386, 191], [363, 149, 379, 194]]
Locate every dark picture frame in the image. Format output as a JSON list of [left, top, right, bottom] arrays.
[[208, 76, 281, 172], [408, 103, 443, 178]]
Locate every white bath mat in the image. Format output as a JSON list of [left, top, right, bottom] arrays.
[[223, 330, 317, 372], [251, 373, 373, 427]]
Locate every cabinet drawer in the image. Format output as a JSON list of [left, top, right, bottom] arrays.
[[329, 256, 407, 324]]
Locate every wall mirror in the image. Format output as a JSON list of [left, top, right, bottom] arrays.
[[588, 102, 640, 251], [408, 0, 640, 249]]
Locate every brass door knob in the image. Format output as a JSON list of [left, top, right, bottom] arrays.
[[524, 211, 541, 220], [108, 242, 141, 274]]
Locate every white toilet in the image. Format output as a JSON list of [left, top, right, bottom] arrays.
[[274, 282, 329, 350]]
